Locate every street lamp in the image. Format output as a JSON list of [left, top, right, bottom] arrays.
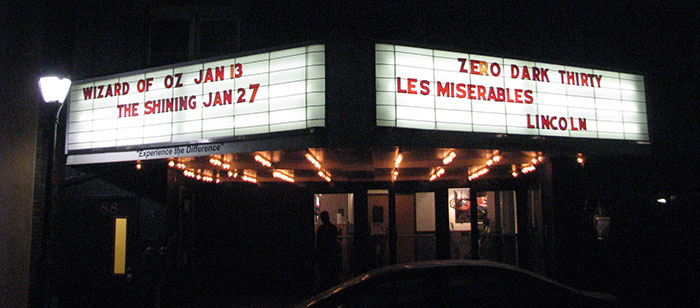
[[36, 75, 70, 306], [39, 77, 71, 104]]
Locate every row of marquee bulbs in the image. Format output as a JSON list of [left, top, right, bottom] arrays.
[[390, 150, 458, 182], [512, 155, 544, 178], [169, 158, 245, 184], [391, 150, 503, 182], [162, 150, 335, 184], [148, 152, 586, 183], [508, 153, 584, 178], [389, 150, 563, 182], [466, 153, 502, 181]]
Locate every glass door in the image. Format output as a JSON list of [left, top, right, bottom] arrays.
[[479, 190, 519, 266], [314, 193, 354, 280], [448, 189, 520, 266]]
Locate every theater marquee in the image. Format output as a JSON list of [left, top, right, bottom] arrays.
[[67, 44, 326, 153], [375, 44, 649, 141]]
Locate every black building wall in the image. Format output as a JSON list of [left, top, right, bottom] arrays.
[[0, 3, 42, 307]]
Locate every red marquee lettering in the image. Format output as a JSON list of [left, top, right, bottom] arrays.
[[457, 58, 468, 73], [470, 60, 480, 75], [456, 83, 466, 98], [420, 80, 430, 95], [520, 66, 531, 80], [490, 63, 501, 77], [511, 65, 519, 79], [397, 77, 407, 93], [558, 117, 568, 130], [437, 81, 450, 97], [407, 78, 418, 94]]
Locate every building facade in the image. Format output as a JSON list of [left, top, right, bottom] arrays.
[[32, 2, 657, 307]]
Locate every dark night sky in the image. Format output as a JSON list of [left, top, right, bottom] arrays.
[[26, 1, 700, 190]]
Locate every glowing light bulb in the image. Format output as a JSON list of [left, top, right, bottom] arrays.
[[254, 154, 272, 168], [395, 153, 403, 168], [305, 152, 322, 169], [442, 151, 456, 165], [273, 170, 295, 183], [436, 167, 445, 177]]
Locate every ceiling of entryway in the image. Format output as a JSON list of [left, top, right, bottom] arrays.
[[169, 147, 545, 183]]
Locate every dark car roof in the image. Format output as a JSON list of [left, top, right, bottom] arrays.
[[297, 260, 616, 307]]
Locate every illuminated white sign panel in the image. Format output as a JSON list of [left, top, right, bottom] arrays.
[[67, 45, 325, 152], [376, 44, 648, 141]]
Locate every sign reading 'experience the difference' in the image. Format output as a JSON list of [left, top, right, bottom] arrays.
[[375, 44, 648, 141]]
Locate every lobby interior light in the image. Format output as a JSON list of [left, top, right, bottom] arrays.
[[577, 153, 585, 166], [429, 167, 445, 181], [273, 169, 295, 183], [254, 154, 272, 168], [486, 154, 502, 166], [493, 154, 502, 163], [197, 169, 213, 183], [522, 165, 537, 174], [468, 167, 489, 181], [242, 170, 257, 183], [442, 151, 456, 165], [394, 153, 403, 168], [241, 175, 257, 183], [135, 161, 142, 170], [209, 156, 222, 166], [317, 170, 332, 182], [391, 169, 399, 182], [522, 154, 545, 172], [39, 76, 72, 104], [305, 152, 322, 169], [306, 151, 331, 182], [168, 159, 175, 167], [183, 169, 196, 178]]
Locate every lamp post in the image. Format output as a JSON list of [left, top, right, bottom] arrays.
[[37, 76, 71, 307]]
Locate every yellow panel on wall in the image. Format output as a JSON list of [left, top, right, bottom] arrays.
[[113, 218, 127, 275]]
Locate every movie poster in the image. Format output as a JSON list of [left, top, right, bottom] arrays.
[[448, 188, 488, 231]]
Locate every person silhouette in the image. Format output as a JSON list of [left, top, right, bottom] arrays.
[[315, 211, 341, 291]]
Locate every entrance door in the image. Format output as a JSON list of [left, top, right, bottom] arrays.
[[395, 192, 437, 263], [479, 190, 519, 266], [368, 191, 437, 266], [448, 189, 520, 266], [315, 193, 353, 280]]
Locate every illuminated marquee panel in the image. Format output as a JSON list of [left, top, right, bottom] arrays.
[[67, 45, 325, 152], [376, 44, 648, 141]]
